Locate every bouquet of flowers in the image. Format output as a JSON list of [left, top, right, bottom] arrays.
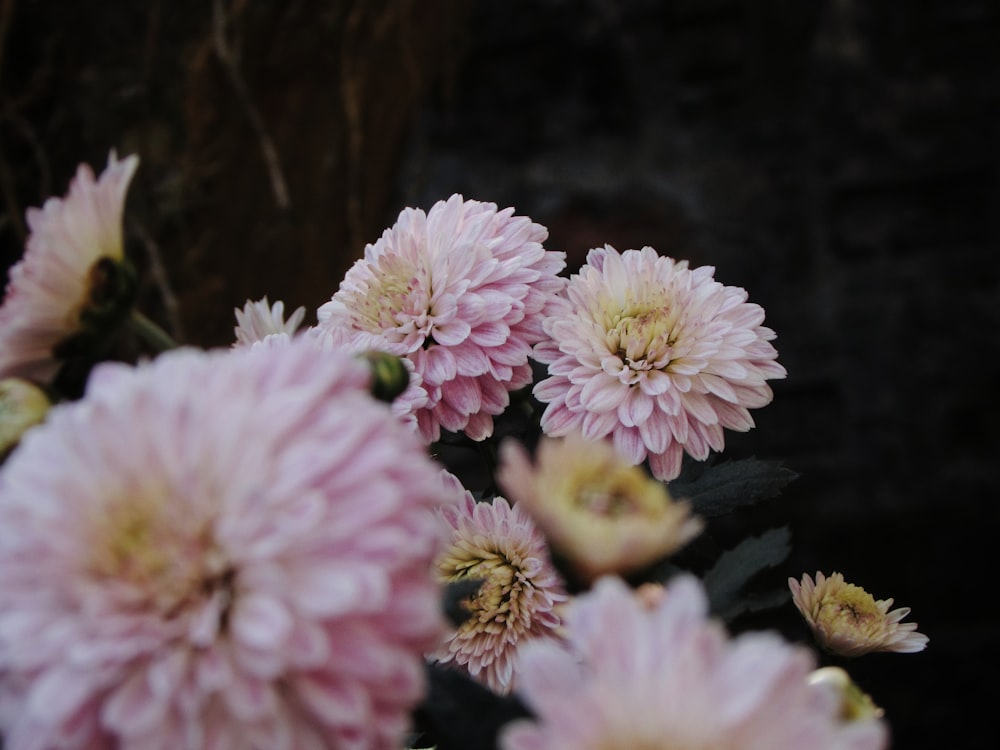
[[0, 152, 926, 749]]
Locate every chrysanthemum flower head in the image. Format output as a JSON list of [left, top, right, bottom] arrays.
[[497, 433, 702, 584], [232, 296, 306, 347], [0, 339, 462, 749], [316, 194, 566, 443], [533, 245, 786, 481], [432, 493, 567, 694], [501, 575, 889, 750], [789, 571, 929, 657], [0, 151, 140, 383]]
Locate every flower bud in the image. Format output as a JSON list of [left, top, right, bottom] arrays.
[[359, 350, 410, 403], [808, 666, 884, 722], [0, 378, 51, 460]]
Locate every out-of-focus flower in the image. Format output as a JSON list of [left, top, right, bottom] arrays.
[[808, 667, 885, 722], [232, 296, 306, 348], [0, 152, 140, 383], [497, 433, 702, 584], [501, 576, 888, 750], [316, 194, 566, 443], [0, 340, 460, 749], [307, 325, 430, 432], [432, 493, 567, 694], [533, 245, 786, 481], [0, 378, 51, 460], [789, 571, 928, 657]]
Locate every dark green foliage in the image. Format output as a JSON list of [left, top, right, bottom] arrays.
[[703, 526, 792, 620], [668, 456, 798, 518]]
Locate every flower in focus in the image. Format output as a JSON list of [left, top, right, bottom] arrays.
[[0, 151, 140, 383], [497, 433, 702, 585], [789, 571, 929, 657], [533, 245, 786, 481], [0, 378, 51, 460], [316, 194, 566, 443], [432, 493, 567, 694], [501, 576, 888, 750], [0, 340, 460, 749], [232, 296, 306, 347]]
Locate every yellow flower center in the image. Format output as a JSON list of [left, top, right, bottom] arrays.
[[602, 301, 680, 371], [566, 462, 670, 519], [439, 546, 530, 636], [817, 584, 884, 636], [87, 491, 228, 617], [350, 255, 434, 338]]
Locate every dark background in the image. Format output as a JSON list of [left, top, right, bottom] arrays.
[[2, 1, 997, 747]]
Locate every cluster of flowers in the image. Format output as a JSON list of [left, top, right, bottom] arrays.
[[0, 152, 927, 749]]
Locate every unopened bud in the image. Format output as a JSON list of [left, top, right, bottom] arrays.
[[808, 666, 884, 722], [359, 351, 410, 403], [0, 378, 51, 460]]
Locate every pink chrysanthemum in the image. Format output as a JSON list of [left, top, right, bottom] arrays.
[[432, 494, 567, 694], [233, 296, 306, 347], [0, 151, 139, 383], [501, 576, 889, 750], [790, 572, 929, 658], [0, 340, 461, 749], [316, 194, 566, 443], [533, 245, 786, 481]]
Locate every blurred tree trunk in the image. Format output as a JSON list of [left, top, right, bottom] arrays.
[[0, 0, 472, 347], [177, 0, 471, 345]]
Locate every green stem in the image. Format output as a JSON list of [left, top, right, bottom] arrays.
[[129, 310, 178, 352]]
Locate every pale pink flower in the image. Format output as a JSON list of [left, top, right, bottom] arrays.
[[0, 151, 140, 383], [233, 296, 306, 347], [317, 194, 566, 443], [432, 493, 567, 694], [501, 576, 888, 750], [498, 433, 703, 584], [790, 572, 929, 657], [533, 245, 786, 481], [0, 339, 461, 749]]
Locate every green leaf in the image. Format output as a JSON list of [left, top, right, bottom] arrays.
[[667, 456, 798, 518], [703, 526, 792, 618]]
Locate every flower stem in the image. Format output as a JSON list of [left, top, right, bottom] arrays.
[[129, 310, 178, 352]]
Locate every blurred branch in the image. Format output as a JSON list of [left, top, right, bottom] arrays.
[[340, 5, 365, 252], [130, 219, 186, 344], [0, 0, 27, 244], [0, 0, 14, 86], [211, 0, 291, 212]]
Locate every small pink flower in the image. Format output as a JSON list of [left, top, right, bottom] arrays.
[[790, 572, 929, 657], [432, 494, 567, 694], [316, 194, 566, 443], [233, 296, 306, 347], [0, 339, 461, 749], [0, 151, 140, 383], [501, 576, 888, 750], [533, 245, 786, 480]]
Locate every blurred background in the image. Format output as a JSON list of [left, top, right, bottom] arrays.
[[1, 0, 997, 746]]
